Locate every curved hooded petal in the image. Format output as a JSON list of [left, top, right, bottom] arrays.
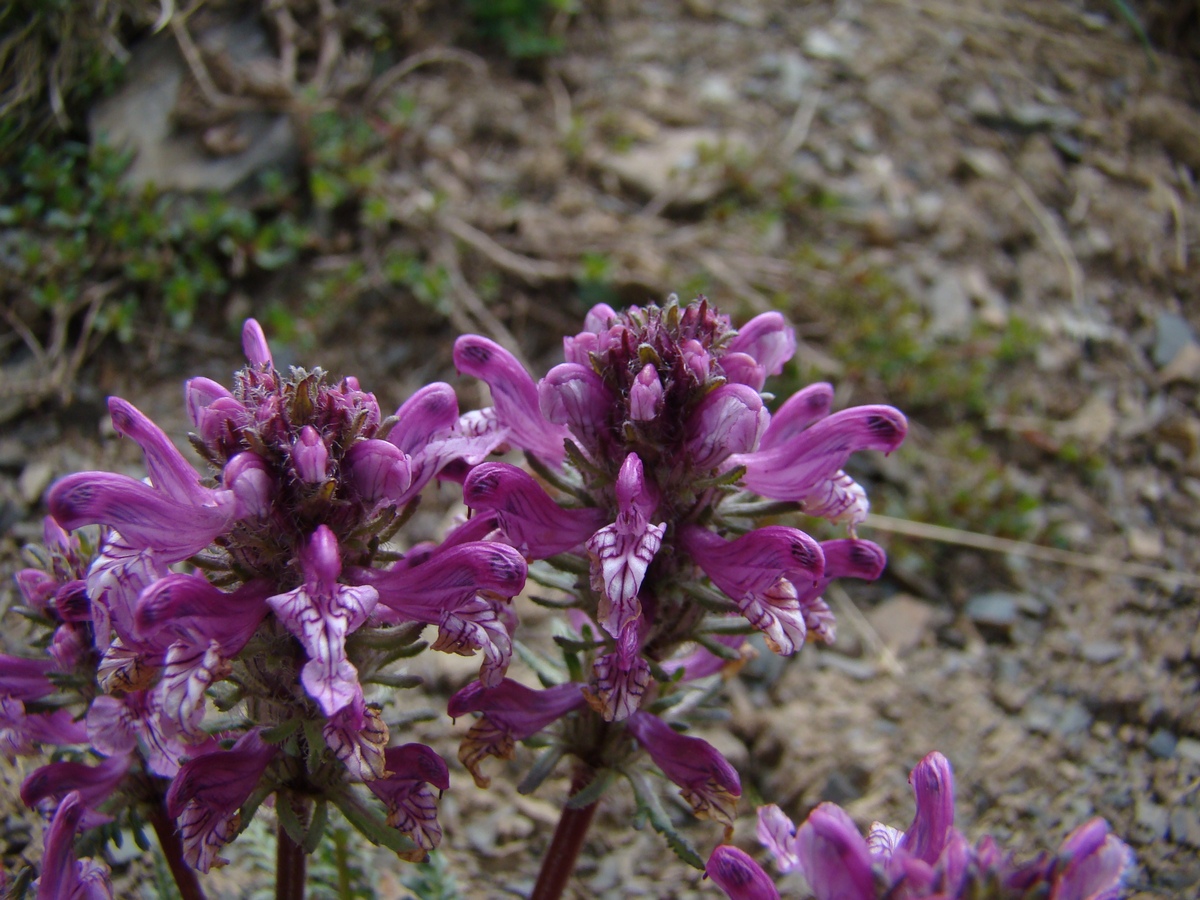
[[538, 363, 616, 454], [757, 383, 834, 452], [0, 698, 89, 756], [267, 527, 379, 717], [366, 743, 451, 860], [135, 574, 271, 654], [685, 383, 769, 471], [85, 691, 189, 777], [21, 753, 131, 823], [587, 454, 665, 638], [757, 804, 802, 874], [626, 711, 742, 826], [463, 463, 608, 559], [0, 655, 56, 700], [222, 451, 274, 519], [35, 791, 113, 900], [680, 525, 825, 656], [732, 405, 907, 500], [448, 678, 586, 788], [368, 541, 527, 620], [706, 845, 781, 900], [49, 473, 234, 562], [795, 803, 876, 900], [167, 729, 277, 872], [454, 335, 569, 465], [107, 398, 211, 507], [897, 751, 956, 866], [390, 383, 460, 456], [789, 539, 887, 645], [728, 311, 796, 377], [1050, 818, 1134, 900]]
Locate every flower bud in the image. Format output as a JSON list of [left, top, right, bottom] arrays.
[[292, 426, 329, 484], [628, 364, 663, 421]]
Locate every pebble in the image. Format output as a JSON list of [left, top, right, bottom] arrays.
[[866, 594, 939, 657], [1080, 640, 1124, 665], [926, 271, 973, 339], [1146, 728, 1177, 760], [965, 591, 1021, 637], [1009, 102, 1082, 132], [803, 28, 846, 61], [959, 147, 1008, 179], [17, 459, 55, 506], [1170, 806, 1200, 849], [1153, 313, 1195, 367], [1133, 796, 1169, 843], [1176, 737, 1200, 763]]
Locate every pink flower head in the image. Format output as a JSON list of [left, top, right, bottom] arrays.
[[448, 678, 586, 787], [166, 729, 276, 872], [34, 791, 113, 900], [625, 711, 741, 827], [366, 744, 451, 860], [705, 845, 780, 900], [267, 526, 380, 717]]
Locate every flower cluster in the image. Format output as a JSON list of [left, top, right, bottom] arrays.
[[2, 320, 526, 886], [706, 752, 1133, 900]]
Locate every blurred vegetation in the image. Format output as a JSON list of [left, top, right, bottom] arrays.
[[466, 0, 575, 59]]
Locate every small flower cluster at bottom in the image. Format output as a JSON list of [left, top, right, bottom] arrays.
[[706, 752, 1133, 900]]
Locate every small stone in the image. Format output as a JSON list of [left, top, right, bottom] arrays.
[[698, 74, 737, 108], [1159, 342, 1200, 385], [926, 271, 972, 338], [803, 28, 846, 61], [1080, 640, 1124, 664], [1146, 728, 1178, 759], [1057, 392, 1117, 450], [866, 594, 939, 657], [1176, 737, 1200, 763], [1170, 806, 1200, 849], [966, 85, 1003, 121], [1153, 313, 1195, 367], [912, 192, 944, 230], [1126, 528, 1164, 560], [959, 147, 1008, 179], [17, 459, 55, 505], [1133, 796, 1169, 843], [1057, 700, 1092, 736], [1010, 102, 1082, 132], [966, 592, 1021, 635]]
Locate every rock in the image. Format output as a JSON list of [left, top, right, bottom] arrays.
[[17, 459, 54, 505], [1146, 728, 1177, 760], [1153, 313, 1195, 367], [803, 28, 847, 61], [1080, 640, 1124, 664], [1133, 796, 1169, 843], [1056, 392, 1117, 450], [966, 85, 1003, 121], [1126, 528, 1163, 560], [866, 594, 939, 657], [698, 74, 738, 108], [598, 128, 751, 208], [958, 147, 1008, 179], [1009, 102, 1082, 132], [925, 271, 972, 339], [89, 18, 297, 192], [1170, 807, 1200, 849], [1176, 737, 1200, 763], [965, 592, 1021, 638], [1159, 342, 1200, 385]]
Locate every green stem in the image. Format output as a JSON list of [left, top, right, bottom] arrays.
[[530, 766, 600, 900]]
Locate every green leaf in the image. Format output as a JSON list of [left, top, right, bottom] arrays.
[[331, 789, 418, 856], [261, 717, 304, 744], [566, 768, 615, 809], [513, 639, 566, 687], [276, 795, 308, 847], [303, 799, 329, 854], [517, 745, 566, 795], [625, 771, 705, 869]]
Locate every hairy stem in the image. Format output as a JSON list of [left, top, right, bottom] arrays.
[[530, 766, 600, 900], [276, 809, 308, 900], [148, 802, 208, 900]]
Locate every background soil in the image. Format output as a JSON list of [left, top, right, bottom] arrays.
[[2, 0, 1199, 897]]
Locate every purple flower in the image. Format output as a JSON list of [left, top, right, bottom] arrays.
[[582, 621, 651, 722], [267, 526, 380, 717], [85, 690, 191, 777], [448, 678, 586, 787], [21, 753, 131, 827], [625, 711, 741, 827], [0, 654, 57, 700], [0, 698, 89, 756], [166, 729, 277, 872], [323, 692, 390, 782], [365, 743, 451, 859], [705, 845, 780, 900], [364, 540, 527, 687], [34, 791, 113, 900]]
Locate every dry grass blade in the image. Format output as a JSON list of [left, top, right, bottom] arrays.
[[827, 583, 905, 676], [864, 513, 1200, 589]]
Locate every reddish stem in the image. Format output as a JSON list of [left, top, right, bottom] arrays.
[[148, 804, 208, 900], [530, 767, 600, 900], [276, 813, 307, 900]]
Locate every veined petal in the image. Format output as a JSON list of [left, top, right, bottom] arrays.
[[802, 470, 869, 529], [583, 623, 650, 722], [629, 364, 664, 421], [733, 405, 907, 500], [757, 804, 802, 874], [454, 335, 569, 465], [685, 384, 769, 470], [706, 845, 781, 900], [155, 639, 229, 738], [345, 439, 413, 506], [759, 383, 834, 452], [0, 698, 89, 756], [389, 383, 460, 456], [21, 753, 131, 818], [167, 729, 276, 872], [463, 463, 607, 559], [323, 696, 389, 782], [267, 527, 379, 717], [626, 711, 742, 826], [107, 398, 209, 506], [538, 363, 615, 453], [49, 473, 233, 561], [795, 803, 876, 900], [292, 425, 329, 484], [429, 595, 514, 687], [368, 540, 527, 622], [366, 744, 450, 859], [1051, 818, 1134, 900], [86, 533, 168, 648]]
